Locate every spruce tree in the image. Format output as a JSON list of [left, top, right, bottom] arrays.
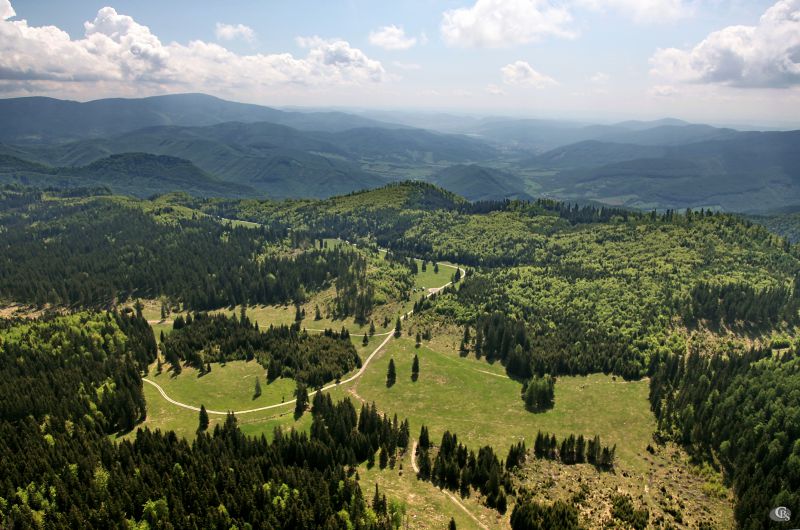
[[394, 316, 402, 338], [419, 425, 430, 449], [362, 334, 369, 346], [253, 377, 262, 399], [379, 444, 389, 469], [412, 354, 420, 382], [314, 304, 322, 321], [294, 383, 309, 419], [198, 405, 209, 432], [369, 320, 375, 336], [449, 518, 456, 530], [415, 331, 421, 347], [386, 359, 397, 387]]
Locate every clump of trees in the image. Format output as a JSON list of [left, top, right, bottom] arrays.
[[523, 375, 554, 412], [416, 429, 514, 513], [533, 431, 615, 470], [162, 312, 360, 389]]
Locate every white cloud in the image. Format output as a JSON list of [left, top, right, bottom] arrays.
[[0, 4, 386, 96], [501, 60, 557, 87], [441, 0, 575, 48], [590, 72, 609, 83], [486, 83, 505, 95], [215, 23, 255, 42], [649, 0, 800, 88], [576, 0, 690, 23], [648, 84, 678, 96], [369, 24, 417, 50], [393, 61, 421, 70], [0, 0, 15, 20]]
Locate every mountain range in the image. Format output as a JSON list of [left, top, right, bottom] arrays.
[[0, 93, 797, 211]]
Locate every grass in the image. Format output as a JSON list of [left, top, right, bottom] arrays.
[[353, 337, 655, 474], [146, 361, 296, 412], [136, 333, 731, 527]]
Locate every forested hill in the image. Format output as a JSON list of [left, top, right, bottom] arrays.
[[0, 311, 408, 528], [0, 152, 257, 198], [2, 182, 800, 526]]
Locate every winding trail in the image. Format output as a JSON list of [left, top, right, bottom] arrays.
[[143, 260, 464, 416]]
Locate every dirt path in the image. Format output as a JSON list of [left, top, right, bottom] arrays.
[[409, 439, 489, 529], [143, 260, 465, 416]]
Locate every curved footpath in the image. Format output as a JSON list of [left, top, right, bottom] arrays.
[[143, 261, 464, 416]]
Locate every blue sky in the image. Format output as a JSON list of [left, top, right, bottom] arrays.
[[1, 0, 798, 125]]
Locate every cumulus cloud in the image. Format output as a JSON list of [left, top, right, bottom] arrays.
[[649, 0, 800, 88], [501, 60, 557, 87], [1, 0, 15, 20], [576, 0, 690, 23], [369, 25, 417, 50], [0, 3, 385, 96], [215, 23, 255, 42], [441, 0, 575, 48]]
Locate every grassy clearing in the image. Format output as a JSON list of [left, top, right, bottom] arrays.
[[146, 361, 297, 412], [354, 337, 654, 474]]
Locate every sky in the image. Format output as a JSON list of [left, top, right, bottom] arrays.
[[1, 0, 799, 125]]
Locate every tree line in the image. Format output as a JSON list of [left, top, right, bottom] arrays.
[[163, 312, 360, 389]]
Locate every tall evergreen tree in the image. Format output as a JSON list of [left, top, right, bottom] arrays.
[[412, 354, 420, 382], [198, 404, 209, 432], [386, 359, 397, 387], [294, 383, 309, 419], [253, 377, 262, 399], [394, 316, 402, 338]]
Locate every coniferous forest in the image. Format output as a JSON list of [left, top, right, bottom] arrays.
[[1, 182, 799, 528]]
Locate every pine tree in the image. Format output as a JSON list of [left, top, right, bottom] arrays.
[[253, 377, 262, 399], [387, 359, 397, 387], [294, 383, 309, 420], [415, 331, 421, 347], [314, 305, 322, 321], [412, 354, 420, 382], [369, 320, 375, 336], [379, 444, 389, 469], [419, 425, 430, 449], [362, 334, 369, 346], [434, 262, 439, 274], [394, 316, 402, 338], [198, 404, 209, 432], [449, 517, 457, 530]]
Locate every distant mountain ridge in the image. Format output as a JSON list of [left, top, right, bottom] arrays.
[[0, 93, 406, 144], [532, 131, 800, 212], [0, 152, 255, 198], [1, 93, 798, 212]]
